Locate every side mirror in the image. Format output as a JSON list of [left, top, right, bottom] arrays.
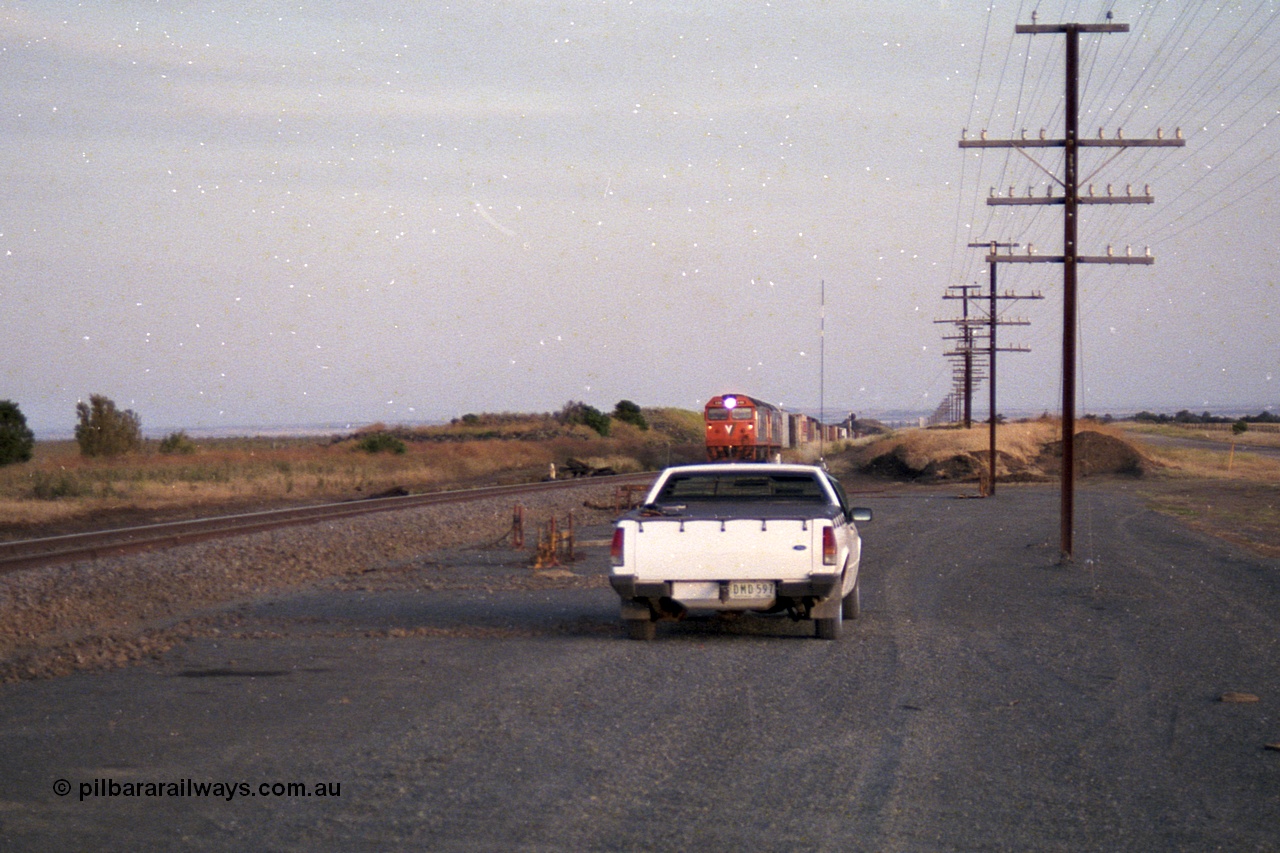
[[849, 507, 872, 523]]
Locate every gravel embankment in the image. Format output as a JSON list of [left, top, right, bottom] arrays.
[[0, 482, 626, 683]]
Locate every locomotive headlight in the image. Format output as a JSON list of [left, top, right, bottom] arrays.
[[723, 396, 738, 409]]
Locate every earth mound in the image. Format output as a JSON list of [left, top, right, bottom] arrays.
[[848, 428, 1150, 483], [1036, 430, 1147, 477]]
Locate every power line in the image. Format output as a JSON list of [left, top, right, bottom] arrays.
[[959, 18, 1184, 561]]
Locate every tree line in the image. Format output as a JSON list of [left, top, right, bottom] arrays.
[[1133, 409, 1278, 426], [0, 395, 655, 466], [0, 394, 150, 466]]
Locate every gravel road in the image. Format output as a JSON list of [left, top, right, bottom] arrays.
[[0, 478, 1276, 851]]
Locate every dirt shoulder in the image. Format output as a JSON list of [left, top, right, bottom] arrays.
[[1134, 476, 1280, 558]]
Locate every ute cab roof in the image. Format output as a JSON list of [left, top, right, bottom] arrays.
[[660, 462, 826, 475], [645, 464, 843, 509]]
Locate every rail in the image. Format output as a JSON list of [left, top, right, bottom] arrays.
[[0, 473, 655, 574]]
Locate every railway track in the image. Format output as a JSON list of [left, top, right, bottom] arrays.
[[0, 473, 654, 574]]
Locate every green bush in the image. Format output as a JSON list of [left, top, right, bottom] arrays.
[[612, 400, 649, 431], [75, 395, 142, 457], [159, 430, 198, 455], [358, 433, 407, 454], [557, 401, 611, 437], [0, 400, 34, 466], [31, 471, 85, 500]]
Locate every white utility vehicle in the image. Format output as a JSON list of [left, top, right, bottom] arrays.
[[609, 463, 871, 640]]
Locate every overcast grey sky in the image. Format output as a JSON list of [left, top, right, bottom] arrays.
[[2, 1, 1276, 435]]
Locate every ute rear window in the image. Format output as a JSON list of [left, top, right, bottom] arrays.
[[657, 473, 828, 503]]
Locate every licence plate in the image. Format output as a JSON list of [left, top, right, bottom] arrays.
[[728, 581, 775, 600]]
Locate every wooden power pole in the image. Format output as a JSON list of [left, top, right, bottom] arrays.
[[959, 19, 1183, 560], [935, 283, 981, 428], [965, 242, 1043, 495]]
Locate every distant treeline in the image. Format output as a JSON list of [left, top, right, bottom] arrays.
[[1133, 410, 1279, 425]]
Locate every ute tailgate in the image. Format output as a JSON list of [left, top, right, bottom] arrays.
[[630, 516, 819, 580]]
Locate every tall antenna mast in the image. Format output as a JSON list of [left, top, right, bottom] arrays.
[[819, 279, 826, 461]]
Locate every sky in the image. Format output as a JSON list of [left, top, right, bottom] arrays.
[[1, 1, 1276, 436]]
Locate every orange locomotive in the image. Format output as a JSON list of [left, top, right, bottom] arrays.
[[704, 394, 785, 461]]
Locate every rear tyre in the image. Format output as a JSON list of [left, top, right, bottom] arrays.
[[815, 609, 842, 640], [841, 573, 861, 620], [626, 619, 656, 641]]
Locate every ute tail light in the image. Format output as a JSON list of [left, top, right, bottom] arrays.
[[611, 528, 625, 567], [822, 526, 837, 566]]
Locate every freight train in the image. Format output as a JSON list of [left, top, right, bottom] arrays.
[[704, 393, 851, 461], [704, 394, 784, 461]]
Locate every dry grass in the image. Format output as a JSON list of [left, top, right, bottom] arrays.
[[0, 419, 704, 535], [1105, 422, 1280, 484], [873, 419, 1065, 471], [1137, 442, 1280, 483], [1121, 434, 1280, 555], [1135, 479, 1280, 557], [1123, 421, 1280, 449], [641, 407, 706, 443], [0, 498, 85, 528], [0, 438, 515, 529], [840, 418, 1279, 484], [833, 417, 1120, 482]]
